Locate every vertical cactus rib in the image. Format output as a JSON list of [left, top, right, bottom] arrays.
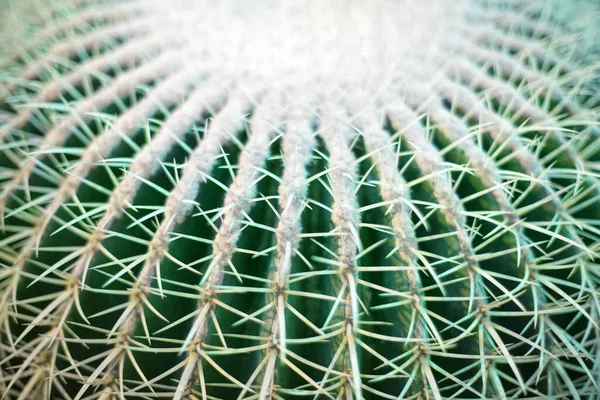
[[170, 91, 283, 400], [0, 66, 197, 398], [316, 104, 364, 399], [410, 94, 559, 395], [436, 77, 599, 261], [0, 76, 226, 400], [428, 80, 600, 395], [139, 87, 252, 243], [99, 79, 228, 291], [59, 87, 248, 399], [435, 79, 579, 227], [9, 69, 204, 297], [256, 100, 317, 400], [350, 103, 430, 398], [444, 51, 600, 170], [72, 86, 250, 319], [387, 101, 530, 396], [416, 94, 535, 267], [62, 80, 231, 399], [441, 57, 600, 232]]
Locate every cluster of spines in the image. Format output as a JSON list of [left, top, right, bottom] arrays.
[[0, 0, 599, 399]]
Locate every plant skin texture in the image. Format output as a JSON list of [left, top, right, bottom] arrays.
[[0, 0, 599, 399]]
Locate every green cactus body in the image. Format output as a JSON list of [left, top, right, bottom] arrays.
[[0, 0, 599, 399]]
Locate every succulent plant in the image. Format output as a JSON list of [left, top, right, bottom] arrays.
[[0, 0, 599, 399]]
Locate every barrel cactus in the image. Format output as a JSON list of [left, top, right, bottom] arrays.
[[0, 0, 599, 399]]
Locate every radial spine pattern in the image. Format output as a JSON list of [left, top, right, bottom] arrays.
[[0, 0, 599, 399]]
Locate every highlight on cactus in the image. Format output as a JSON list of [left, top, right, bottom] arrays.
[[0, 0, 599, 398]]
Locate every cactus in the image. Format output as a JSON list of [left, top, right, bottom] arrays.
[[0, 0, 599, 398]]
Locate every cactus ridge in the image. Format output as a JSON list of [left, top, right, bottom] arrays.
[[0, 0, 599, 399]]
